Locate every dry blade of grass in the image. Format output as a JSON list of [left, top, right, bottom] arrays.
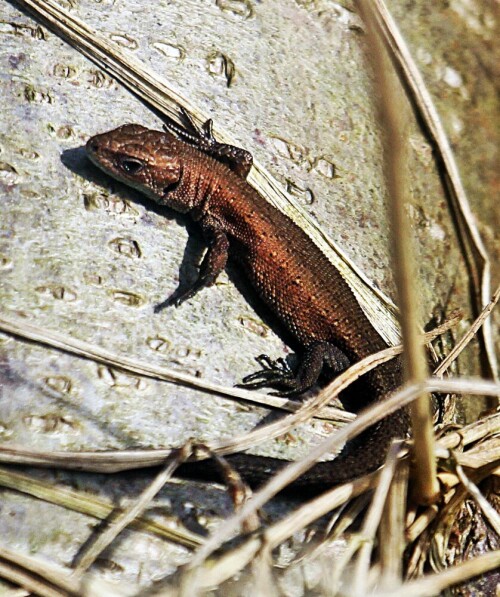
[[314, 444, 404, 596], [0, 311, 350, 424], [435, 410, 500, 451], [0, 559, 68, 597], [349, 443, 403, 595], [0, 302, 482, 470], [0, 380, 498, 475], [454, 463, 500, 535], [0, 546, 132, 597], [434, 284, 500, 377], [378, 458, 409, 589], [364, 0, 497, 382], [71, 444, 196, 576], [0, 466, 203, 549], [379, 550, 500, 597], [0, 330, 411, 476], [359, 0, 439, 505], [0, 589, 29, 597]]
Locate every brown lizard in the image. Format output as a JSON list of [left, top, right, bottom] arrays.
[[86, 114, 408, 491]]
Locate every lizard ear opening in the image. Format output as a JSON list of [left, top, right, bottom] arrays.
[[162, 179, 181, 195], [160, 163, 183, 198]]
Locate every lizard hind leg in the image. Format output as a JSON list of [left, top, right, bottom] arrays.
[[237, 341, 350, 397]]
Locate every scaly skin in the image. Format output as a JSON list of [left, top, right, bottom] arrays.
[[86, 120, 408, 491]]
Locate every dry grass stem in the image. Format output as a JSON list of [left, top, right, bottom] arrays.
[[0, 560, 67, 597], [405, 486, 456, 546], [0, 380, 497, 477], [379, 550, 500, 597], [365, 0, 497, 381], [0, 467, 203, 549], [454, 464, 500, 535], [435, 410, 500, 450], [0, 547, 110, 597], [360, 0, 439, 505], [0, 317, 407, 471], [71, 444, 196, 575], [0, 546, 130, 597], [1, 590, 29, 597], [0, 311, 350, 424], [350, 443, 403, 595], [434, 284, 500, 377], [378, 459, 409, 589]]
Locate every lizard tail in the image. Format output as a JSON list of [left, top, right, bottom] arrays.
[[178, 357, 410, 494]]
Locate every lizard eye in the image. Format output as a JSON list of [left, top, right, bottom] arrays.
[[118, 157, 145, 175]]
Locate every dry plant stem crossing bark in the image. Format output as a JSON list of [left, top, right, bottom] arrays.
[[0, 545, 130, 597], [0, 384, 497, 473], [0, 552, 69, 597], [364, 0, 497, 382], [349, 442, 403, 596], [71, 443, 196, 576], [359, 0, 439, 505], [434, 284, 500, 377], [0, 467, 203, 550], [378, 458, 409, 589], [454, 463, 500, 535], [0, 312, 350, 424]]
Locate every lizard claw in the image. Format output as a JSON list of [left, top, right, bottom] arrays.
[[154, 287, 196, 312]]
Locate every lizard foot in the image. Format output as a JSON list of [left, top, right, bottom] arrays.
[[236, 354, 303, 395]]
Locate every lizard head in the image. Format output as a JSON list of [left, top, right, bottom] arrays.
[[86, 124, 193, 213]]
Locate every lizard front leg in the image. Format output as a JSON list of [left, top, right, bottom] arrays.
[[156, 224, 229, 310]]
